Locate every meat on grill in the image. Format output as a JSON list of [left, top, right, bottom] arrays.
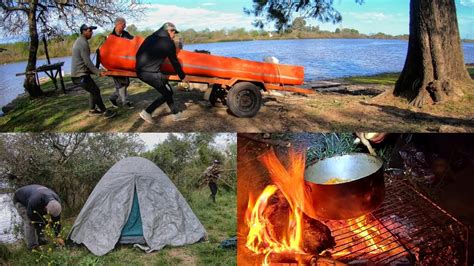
[[263, 190, 335, 254]]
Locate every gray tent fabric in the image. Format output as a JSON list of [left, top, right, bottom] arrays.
[[68, 157, 207, 256]]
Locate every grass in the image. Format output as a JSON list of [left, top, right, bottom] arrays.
[[1, 67, 472, 132], [345, 66, 474, 86], [2, 188, 236, 266], [468, 66, 474, 78], [0, 76, 157, 132], [343, 72, 400, 86]]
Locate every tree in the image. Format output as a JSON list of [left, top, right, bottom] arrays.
[[142, 133, 235, 191], [292, 17, 307, 31], [245, 0, 472, 107], [394, 0, 472, 106], [0, 133, 144, 212], [126, 24, 138, 36], [0, 1, 143, 98]]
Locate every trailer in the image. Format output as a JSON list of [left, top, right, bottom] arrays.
[[103, 70, 314, 118]]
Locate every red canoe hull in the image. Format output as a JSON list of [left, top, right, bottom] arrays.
[[99, 35, 304, 85]]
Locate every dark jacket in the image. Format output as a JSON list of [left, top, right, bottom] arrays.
[[136, 28, 185, 80], [111, 28, 134, 40], [13, 184, 61, 229], [203, 164, 222, 183]]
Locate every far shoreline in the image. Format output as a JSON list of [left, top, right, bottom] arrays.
[[2, 37, 411, 65], [2, 36, 473, 65]]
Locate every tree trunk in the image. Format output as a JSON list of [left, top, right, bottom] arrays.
[[24, 1, 43, 98], [394, 0, 472, 107]]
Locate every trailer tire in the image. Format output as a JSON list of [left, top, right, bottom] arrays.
[[227, 82, 262, 117]]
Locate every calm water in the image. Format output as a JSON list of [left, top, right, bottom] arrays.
[[0, 193, 20, 243], [1, 39, 473, 113]]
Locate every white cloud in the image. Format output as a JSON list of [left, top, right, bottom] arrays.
[[129, 4, 254, 31], [460, 0, 474, 7], [201, 2, 216, 6], [347, 12, 391, 22], [138, 133, 169, 151]]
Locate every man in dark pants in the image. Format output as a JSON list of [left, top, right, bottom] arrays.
[[136, 22, 189, 124], [108, 17, 134, 109], [13, 184, 62, 250], [71, 24, 115, 118], [202, 160, 222, 203]]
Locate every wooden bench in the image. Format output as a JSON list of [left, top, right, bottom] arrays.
[[16, 62, 66, 93], [15, 35, 66, 93]]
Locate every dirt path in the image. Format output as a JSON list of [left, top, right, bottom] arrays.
[[99, 84, 474, 133], [1, 80, 473, 132]]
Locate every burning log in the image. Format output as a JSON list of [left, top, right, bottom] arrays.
[[263, 190, 335, 254], [264, 252, 318, 265]]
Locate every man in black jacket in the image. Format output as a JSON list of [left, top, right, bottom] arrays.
[[136, 22, 189, 124], [13, 184, 62, 250], [109, 17, 134, 109]]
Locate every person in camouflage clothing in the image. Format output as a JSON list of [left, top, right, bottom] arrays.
[[202, 160, 222, 203]]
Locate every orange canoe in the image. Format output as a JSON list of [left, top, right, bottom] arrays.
[[99, 35, 304, 85]]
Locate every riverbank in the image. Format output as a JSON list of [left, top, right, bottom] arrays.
[[0, 68, 472, 132], [0, 189, 236, 265]]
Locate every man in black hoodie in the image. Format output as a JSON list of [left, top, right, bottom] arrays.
[[136, 22, 189, 124]]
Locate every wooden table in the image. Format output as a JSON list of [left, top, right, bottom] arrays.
[[16, 62, 66, 93]]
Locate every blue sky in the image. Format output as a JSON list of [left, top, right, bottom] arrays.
[[0, 0, 472, 43], [130, 0, 474, 38]]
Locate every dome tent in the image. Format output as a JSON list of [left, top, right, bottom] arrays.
[[68, 157, 207, 256]]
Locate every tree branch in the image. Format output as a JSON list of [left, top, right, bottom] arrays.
[[0, 3, 29, 13]]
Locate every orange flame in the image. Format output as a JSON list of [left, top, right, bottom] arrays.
[[245, 185, 305, 265], [245, 148, 307, 265], [244, 148, 403, 264], [329, 215, 404, 259]]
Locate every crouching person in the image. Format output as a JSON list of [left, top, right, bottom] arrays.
[[136, 22, 189, 124], [13, 184, 62, 250]]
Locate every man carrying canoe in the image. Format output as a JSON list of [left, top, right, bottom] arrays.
[[71, 24, 116, 119], [136, 22, 189, 124], [108, 17, 134, 110]]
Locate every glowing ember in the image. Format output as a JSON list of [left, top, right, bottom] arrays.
[[327, 215, 408, 260]]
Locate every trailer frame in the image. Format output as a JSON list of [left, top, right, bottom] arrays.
[[103, 70, 314, 117]]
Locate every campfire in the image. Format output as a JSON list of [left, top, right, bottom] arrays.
[[237, 139, 468, 265]]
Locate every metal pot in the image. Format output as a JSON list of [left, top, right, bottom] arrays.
[[304, 153, 385, 220]]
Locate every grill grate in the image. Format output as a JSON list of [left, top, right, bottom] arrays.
[[324, 177, 469, 265]]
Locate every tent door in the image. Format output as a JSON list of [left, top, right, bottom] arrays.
[[119, 186, 145, 244]]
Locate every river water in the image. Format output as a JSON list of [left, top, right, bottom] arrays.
[[0, 180, 21, 243], [1, 39, 473, 113]]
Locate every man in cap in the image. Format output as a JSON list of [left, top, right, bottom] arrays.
[[108, 17, 134, 109], [71, 24, 116, 119], [136, 22, 189, 124], [13, 184, 62, 250], [202, 160, 222, 203]]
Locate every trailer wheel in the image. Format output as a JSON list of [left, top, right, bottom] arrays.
[[227, 82, 262, 117]]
